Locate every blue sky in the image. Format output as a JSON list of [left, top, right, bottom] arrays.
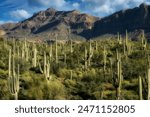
[[0, 0, 150, 24]]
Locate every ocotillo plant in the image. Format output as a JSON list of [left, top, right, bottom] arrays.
[[8, 48, 20, 100], [139, 76, 143, 100]]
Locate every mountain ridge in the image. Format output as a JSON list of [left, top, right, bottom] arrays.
[[0, 3, 150, 40]]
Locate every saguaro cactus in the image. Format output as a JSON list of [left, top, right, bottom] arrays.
[[103, 46, 107, 79], [70, 39, 73, 53], [45, 61, 51, 82], [55, 34, 58, 63], [117, 32, 122, 44], [70, 70, 72, 80], [33, 45, 37, 67], [148, 68, 150, 100], [95, 40, 98, 51], [44, 51, 47, 75], [49, 44, 53, 62], [84, 47, 87, 70], [88, 40, 93, 67], [113, 50, 123, 100], [39, 51, 51, 82], [103, 46, 107, 72], [8, 48, 20, 100], [141, 30, 147, 50], [139, 76, 143, 100]]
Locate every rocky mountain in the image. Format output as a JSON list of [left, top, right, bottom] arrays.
[[0, 8, 98, 39], [1, 3, 150, 40], [92, 3, 150, 39]]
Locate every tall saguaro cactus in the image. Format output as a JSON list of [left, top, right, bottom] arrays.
[[39, 51, 51, 82], [113, 50, 123, 100], [117, 32, 122, 44], [55, 34, 58, 63], [103, 46, 107, 79], [33, 45, 37, 67], [88, 40, 93, 67], [139, 76, 143, 100], [8, 48, 20, 100], [84, 47, 87, 70], [148, 68, 150, 100], [141, 30, 147, 50], [44, 51, 47, 75]]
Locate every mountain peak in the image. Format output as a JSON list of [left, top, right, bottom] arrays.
[[46, 8, 57, 13], [1, 3, 150, 40], [70, 10, 80, 14], [139, 3, 148, 8]]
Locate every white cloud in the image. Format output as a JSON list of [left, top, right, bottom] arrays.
[[93, 4, 114, 14], [28, 0, 66, 9], [78, 0, 150, 16], [25, 0, 150, 18], [72, 3, 80, 9], [10, 9, 31, 19]]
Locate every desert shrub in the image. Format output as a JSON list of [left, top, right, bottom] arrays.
[[0, 79, 10, 99], [43, 79, 66, 99]]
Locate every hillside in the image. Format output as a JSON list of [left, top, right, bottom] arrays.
[[0, 8, 98, 40], [93, 3, 150, 40], [1, 3, 150, 40], [0, 31, 150, 100]]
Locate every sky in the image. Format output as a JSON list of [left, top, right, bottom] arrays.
[[0, 0, 150, 24]]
